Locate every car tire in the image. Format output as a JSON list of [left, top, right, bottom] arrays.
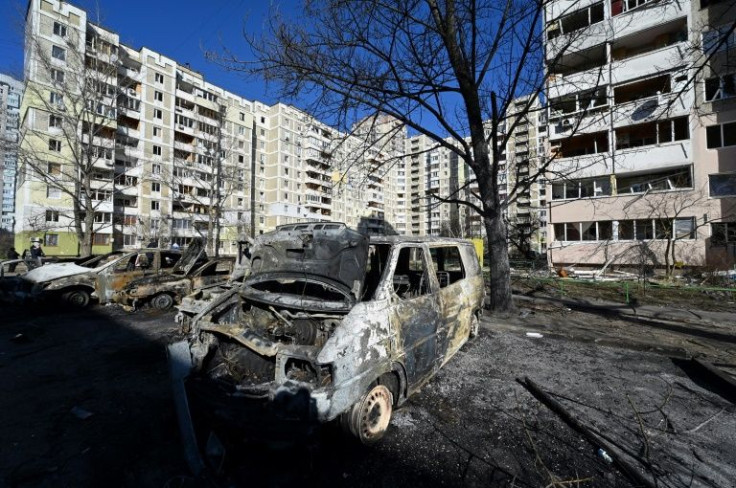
[[150, 293, 175, 311], [469, 313, 480, 339], [341, 383, 393, 445], [62, 289, 90, 308]]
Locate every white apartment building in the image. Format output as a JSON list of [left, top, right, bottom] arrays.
[[15, 0, 402, 256], [0, 74, 23, 231], [544, 0, 736, 270]]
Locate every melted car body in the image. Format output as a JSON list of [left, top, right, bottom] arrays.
[[169, 223, 484, 472], [20, 249, 182, 307], [113, 240, 233, 311]]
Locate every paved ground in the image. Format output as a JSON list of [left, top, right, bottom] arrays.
[[1, 298, 735, 487]]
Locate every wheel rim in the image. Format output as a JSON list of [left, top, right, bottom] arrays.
[[152, 294, 173, 310], [67, 291, 88, 307], [358, 385, 392, 442]]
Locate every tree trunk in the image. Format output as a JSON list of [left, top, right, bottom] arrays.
[[485, 212, 513, 311]]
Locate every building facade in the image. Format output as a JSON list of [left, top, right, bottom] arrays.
[[0, 73, 23, 232], [544, 0, 736, 271], [15, 0, 403, 257]]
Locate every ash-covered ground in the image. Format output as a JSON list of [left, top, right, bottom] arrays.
[[1, 299, 734, 487]]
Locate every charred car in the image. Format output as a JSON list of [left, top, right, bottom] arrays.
[[174, 234, 254, 320], [168, 222, 484, 471], [19, 248, 182, 307], [115, 255, 234, 311]]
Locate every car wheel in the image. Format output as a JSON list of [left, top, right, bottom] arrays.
[[469, 313, 480, 339], [63, 289, 90, 308], [150, 293, 175, 311], [341, 384, 393, 445]]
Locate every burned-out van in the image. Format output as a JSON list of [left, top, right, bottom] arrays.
[[168, 223, 484, 472]]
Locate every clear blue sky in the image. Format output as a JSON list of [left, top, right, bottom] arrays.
[[0, 0, 287, 106]]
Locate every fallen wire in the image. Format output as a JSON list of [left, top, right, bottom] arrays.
[[685, 408, 725, 434]]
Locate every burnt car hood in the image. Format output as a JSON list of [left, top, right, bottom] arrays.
[[23, 262, 97, 283], [247, 225, 369, 301], [241, 271, 356, 312]]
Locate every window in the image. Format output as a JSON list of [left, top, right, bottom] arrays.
[[123, 215, 137, 226], [155, 72, 164, 84], [154, 90, 163, 102], [49, 92, 63, 106], [702, 24, 736, 55], [50, 68, 65, 83], [153, 127, 161, 137], [153, 109, 162, 119], [429, 246, 466, 288], [704, 73, 736, 102], [123, 234, 137, 246], [94, 212, 112, 223], [46, 210, 59, 222], [151, 200, 160, 211], [49, 139, 61, 152], [152, 163, 161, 174], [711, 222, 736, 247], [45, 234, 59, 247], [151, 182, 161, 193], [392, 246, 430, 298], [47, 186, 61, 199], [240, 112, 245, 121], [49, 115, 62, 128], [51, 45, 66, 61], [617, 167, 692, 194], [709, 173, 736, 197], [153, 145, 162, 156], [47, 162, 61, 175], [706, 122, 736, 149], [53, 22, 67, 37], [674, 217, 695, 239], [93, 234, 110, 245]]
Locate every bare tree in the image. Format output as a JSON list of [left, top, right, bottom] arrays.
[[215, 0, 594, 311], [18, 24, 120, 256]]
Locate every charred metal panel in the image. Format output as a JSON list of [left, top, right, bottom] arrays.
[[249, 226, 368, 299]]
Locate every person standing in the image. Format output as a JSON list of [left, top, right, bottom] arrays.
[[6, 247, 20, 272], [28, 238, 45, 269]]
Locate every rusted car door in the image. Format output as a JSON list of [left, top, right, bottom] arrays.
[[96, 251, 161, 303], [388, 244, 442, 391]]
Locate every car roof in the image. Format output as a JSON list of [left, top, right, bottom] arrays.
[[368, 235, 474, 246]]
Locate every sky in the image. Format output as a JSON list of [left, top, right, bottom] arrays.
[[0, 0, 290, 106]]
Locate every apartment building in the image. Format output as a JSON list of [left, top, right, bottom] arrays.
[[544, 0, 736, 270], [15, 0, 404, 257], [0, 74, 23, 232]]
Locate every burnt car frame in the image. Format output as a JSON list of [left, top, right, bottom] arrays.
[[168, 223, 484, 472], [19, 248, 183, 307], [115, 257, 234, 311]]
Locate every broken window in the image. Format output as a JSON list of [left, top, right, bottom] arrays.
[[706, 121, 736, 149], [547, 2, 604, 39], [429, 246, 466, 288], [392, 246, 430, 298], [616, 167, 692, 194], [704, 73, 736, 102], [363, 244, 390, 300]]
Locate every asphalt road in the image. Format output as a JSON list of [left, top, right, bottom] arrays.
[[1, 301, 734, 487]]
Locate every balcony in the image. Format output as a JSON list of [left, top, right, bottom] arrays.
[[547, 65, 610, 100], [612, 92, 692, 128], [118, 65, 142, 82], [615, 140, 691, 173], [116, 125, 140, 139], [611, 1, 687, 40], [611, 44, 687, 86]]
